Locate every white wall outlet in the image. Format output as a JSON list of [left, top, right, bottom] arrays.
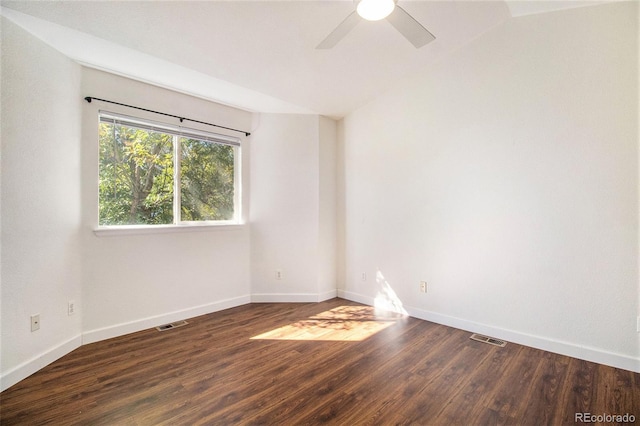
[[275, 269, 283, 280], [68, 300, 76, 316], [31, 314, 40, 332], [420, 281, 427, 293], [361, 272, 367, 281], [637, 316, 640, 333]]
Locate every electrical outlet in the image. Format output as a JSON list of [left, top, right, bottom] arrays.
[[31, 314, 40, 332], [361, 272, 367, 281], [275, 269, 283, 280], [637, 316, 640, 333], [68, 300, 76, 316], [420, 281, 427, 293]]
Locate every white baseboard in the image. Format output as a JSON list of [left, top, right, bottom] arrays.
[[318, 289, 338, 301], [82, 295, 251, 344], [338, 289, 640, 373], [251, 293, 321, 303], [1, 334, 82, 392], [337, 289, 374, 306], [251, 290, 339, 303]]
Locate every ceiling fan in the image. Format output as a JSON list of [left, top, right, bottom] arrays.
[[316, 0, 436, 49]]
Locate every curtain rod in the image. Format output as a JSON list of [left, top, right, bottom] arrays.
[[84, 96, 251, 137]]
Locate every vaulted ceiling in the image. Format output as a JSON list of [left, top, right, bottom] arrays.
[[0, 1, 609, 117]]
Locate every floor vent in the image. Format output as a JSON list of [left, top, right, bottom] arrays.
[[470, 333, 507, 347], [156, 320, 189, 332]]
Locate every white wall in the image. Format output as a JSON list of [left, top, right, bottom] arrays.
[[250, 113, 337, 302], [339, 2, 639, 371], [81, 69, 253, 342], [318, 117, 338, 298], [638, 2, 640, 336], [1, 18, 84, 390]]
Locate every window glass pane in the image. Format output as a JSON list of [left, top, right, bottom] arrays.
[[180, 138, 235, 221], [99, 122, 174, 225]]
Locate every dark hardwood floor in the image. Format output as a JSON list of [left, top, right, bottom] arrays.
[[1, 298, 638, 425]]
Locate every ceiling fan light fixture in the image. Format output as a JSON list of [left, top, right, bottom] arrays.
[[356, 0, 395, 21]]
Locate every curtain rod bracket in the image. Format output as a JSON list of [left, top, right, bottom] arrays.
[[83, 96, 250, 136]]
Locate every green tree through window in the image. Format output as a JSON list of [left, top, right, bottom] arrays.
[[181, 138, 235, 221], [98, 112, 239, 226]]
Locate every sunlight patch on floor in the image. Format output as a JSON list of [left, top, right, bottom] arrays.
[[250, 305, 404, 342]]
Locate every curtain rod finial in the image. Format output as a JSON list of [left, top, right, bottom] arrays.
[[84, 97, 92, 103]]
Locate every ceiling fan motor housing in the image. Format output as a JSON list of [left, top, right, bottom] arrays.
[[356, 0, 396, 21], [317, 0, 435, 49]]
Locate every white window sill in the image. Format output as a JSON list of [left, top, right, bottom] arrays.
[[93, 222, 246, 237]]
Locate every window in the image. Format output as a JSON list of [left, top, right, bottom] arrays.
[[98, 111, 240, 226]]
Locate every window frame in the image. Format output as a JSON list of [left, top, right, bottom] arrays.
[[95, 110, 242, 233]]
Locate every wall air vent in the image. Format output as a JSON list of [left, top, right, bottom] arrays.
[[470, 333, 507, 347], [156, 320, 189, 332]]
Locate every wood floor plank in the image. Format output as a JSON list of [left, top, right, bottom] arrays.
[[243, 319, 429, 424], [1, 298, 638, 425], [519, 351, 570, 425], [334, 323, 455, 425], [281, 320, 450, 425], [373, 343, 492, 425], [566, 358, 599, 418], [593, 364, 637, 419], [431, 341, 521, 425]]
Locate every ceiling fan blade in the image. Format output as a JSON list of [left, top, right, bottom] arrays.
[[316, 11, 360, 49], [385, 5, 435, 48]]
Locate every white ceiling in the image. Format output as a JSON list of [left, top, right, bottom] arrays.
[[0, 1, 610, 117]]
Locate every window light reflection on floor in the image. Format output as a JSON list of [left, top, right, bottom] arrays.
[[250, 305, 404, 342]]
